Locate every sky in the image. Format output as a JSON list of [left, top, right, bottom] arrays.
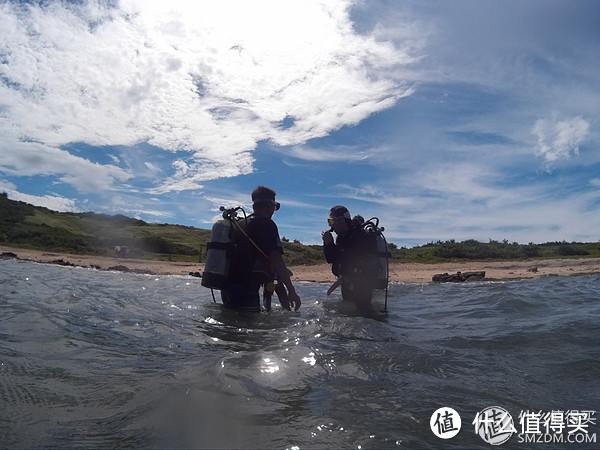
[[1, 0, 599, 247]]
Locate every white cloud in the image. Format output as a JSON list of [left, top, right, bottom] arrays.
[[418, 164, 501, 200], [532, 115, 590, 164], [382, 181, 598, 245], [2, 0, 598, 247], [0, 0, 416, 192], [0, 183, 78, 212], [334, 183, 413, 208], [144, 161, 163, 175], [285, 145, 369, 162], [149, 152, 256, 194], [0, 133, 132, 192]]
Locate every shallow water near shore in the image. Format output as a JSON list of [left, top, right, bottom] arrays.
[[1, 258, 599, 448]]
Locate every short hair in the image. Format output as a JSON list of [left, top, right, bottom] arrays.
[[252, 186, 278, 211], [329, 205, 351, 220], [252, 186, 276, 202]]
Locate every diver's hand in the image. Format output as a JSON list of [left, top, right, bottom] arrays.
[[275, 283, 291, 311], [288, 291, 301, 311], [321, 230, 333, 245], [278, 299, 291, 311]]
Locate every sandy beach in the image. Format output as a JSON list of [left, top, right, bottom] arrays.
[[2, 245, 600, 283]]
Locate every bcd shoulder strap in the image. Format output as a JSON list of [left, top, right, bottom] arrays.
[[231, 215, 270, 260]]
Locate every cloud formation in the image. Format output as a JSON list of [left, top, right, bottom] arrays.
[[0, 0, 415, 193], [1, 0, 599, 246], [0, 179, 78, 212], [533, 116, 590, 164]]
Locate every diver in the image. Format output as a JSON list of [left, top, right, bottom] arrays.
[[322, 205, 379, 313], [220, 186, 301, 312]]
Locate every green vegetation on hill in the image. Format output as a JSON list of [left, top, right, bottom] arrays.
[[1, 193, 599, 265], [0, 193, 209, 262], [388, 238, 600, 262]]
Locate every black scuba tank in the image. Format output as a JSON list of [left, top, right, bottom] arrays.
[[374, 229, 389, 289], [363, 217, 389, 290]]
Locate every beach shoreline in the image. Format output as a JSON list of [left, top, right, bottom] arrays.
[[2, 245, 600, 284]]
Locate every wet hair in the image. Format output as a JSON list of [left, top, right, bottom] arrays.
[[329, 205, 350, 218], [251, 186, 279, 211], [252, 186, 276, 203]]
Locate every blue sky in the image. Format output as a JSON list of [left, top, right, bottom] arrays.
[[1, 0, 599, 246]]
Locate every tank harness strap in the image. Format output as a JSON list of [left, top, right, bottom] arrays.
[[230, 218, 270, 260]]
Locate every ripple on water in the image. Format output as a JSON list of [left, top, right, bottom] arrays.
[[0, 260, 598, 448]]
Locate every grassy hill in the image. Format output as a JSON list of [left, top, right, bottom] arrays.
[[0, 193, 322, 264], [1, 193, 599, 264], [390, 238, 600, 263]]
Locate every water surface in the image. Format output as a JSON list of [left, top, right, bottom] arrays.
[[1, 259, 598, 447]]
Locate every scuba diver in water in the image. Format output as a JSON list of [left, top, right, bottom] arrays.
[[322, 205, 379, 313], [220, 186, 301, 312]]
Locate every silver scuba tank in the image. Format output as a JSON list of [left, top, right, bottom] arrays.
[[201, 217, 234, 290]]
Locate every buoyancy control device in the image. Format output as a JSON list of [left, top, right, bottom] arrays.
[[362, 217, 390, 290], [201, 207, 239, 290]]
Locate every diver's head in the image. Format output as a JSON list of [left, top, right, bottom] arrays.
[[252, 185, 280, 217], [328, 205, 351, 234]]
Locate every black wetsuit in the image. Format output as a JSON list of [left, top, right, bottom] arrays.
[[221, 214, 283, 312], [324, 225, 377, 310]]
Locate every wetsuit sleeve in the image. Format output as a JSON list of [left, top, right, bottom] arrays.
[[323, 241, 338, 264], [324, 241, 342, 277]]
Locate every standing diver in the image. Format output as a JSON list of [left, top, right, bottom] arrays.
[[322, 205, 378, 313], [221, 186, 301, 312]]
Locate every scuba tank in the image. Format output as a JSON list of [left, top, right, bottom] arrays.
[[362, 218, 390, 290], [201, 207, 237, 290], [363, 217, 390, 313], [374, 230, 389, 289]]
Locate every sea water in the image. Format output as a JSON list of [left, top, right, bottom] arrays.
[[0, 258, 598, 448]]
